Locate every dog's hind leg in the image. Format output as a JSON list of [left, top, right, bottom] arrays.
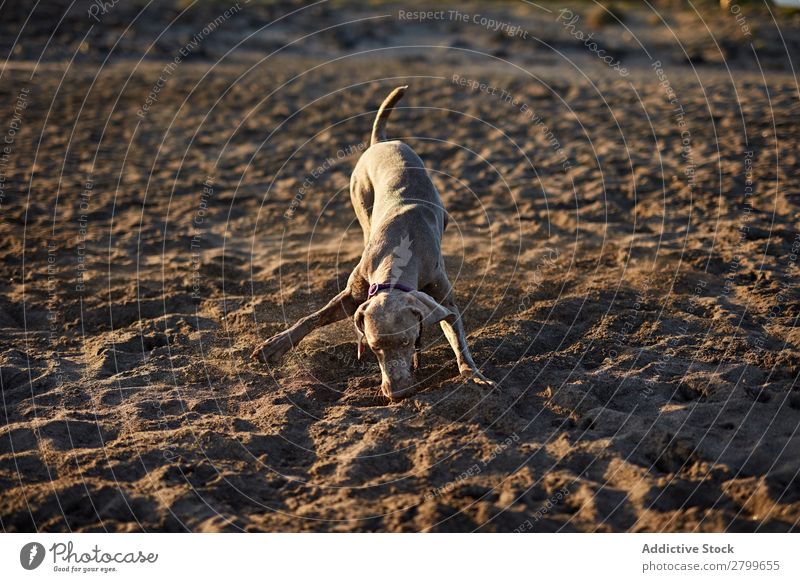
[[350, 166, 374, 246]]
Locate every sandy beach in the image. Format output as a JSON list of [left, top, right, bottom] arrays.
[[1, 0, 799, 531]]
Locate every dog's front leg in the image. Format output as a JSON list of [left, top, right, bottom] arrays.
[[439, 299, 496, 387], [251, 288, 360, 364]]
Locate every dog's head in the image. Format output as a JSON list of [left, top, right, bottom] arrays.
[[354, 290, 454, 400]]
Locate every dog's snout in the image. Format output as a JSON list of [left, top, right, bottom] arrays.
[[377, 352, 416, 400], [381, 378, 416, 400]]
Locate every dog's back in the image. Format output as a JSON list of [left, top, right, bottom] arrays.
[[350, 87, 446, 249]]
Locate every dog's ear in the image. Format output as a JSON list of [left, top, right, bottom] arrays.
[[412, 321, 422, 371], [353, 302, 367, 359], [406, 291, 455, 325]]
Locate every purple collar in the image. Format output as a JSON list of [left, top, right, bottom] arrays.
[[367, 281, 414, 298]]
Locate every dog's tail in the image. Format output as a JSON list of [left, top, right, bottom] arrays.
[[370, 85, 408, 146]]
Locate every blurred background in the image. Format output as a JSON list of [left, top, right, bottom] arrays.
[[2, 1, 799, 68]]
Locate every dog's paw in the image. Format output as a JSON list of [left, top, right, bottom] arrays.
[[251, 332, 295, 364], [461, 369, 497, 388]]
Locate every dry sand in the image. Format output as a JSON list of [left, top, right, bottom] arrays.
[[1, 1, 799, 531]]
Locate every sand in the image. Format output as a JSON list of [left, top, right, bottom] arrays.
[[1, 0, 799, 532]]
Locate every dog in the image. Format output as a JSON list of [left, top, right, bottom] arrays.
[[251, 86, 494, 399]]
